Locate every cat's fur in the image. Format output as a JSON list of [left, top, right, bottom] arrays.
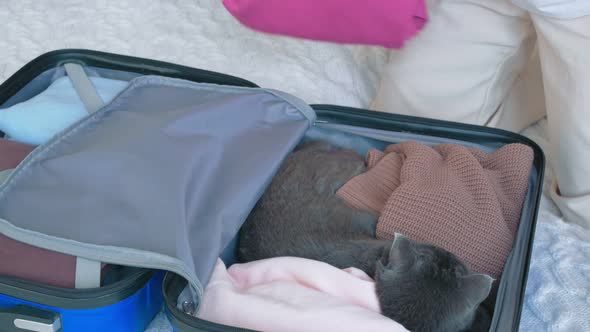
[[238, 140, 493, 332]]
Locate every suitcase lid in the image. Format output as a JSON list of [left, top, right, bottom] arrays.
[[0, 72, 315, 307]]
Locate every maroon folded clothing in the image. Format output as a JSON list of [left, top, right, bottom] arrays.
[[0, 138, 35, 171], [0, 138, 107, 288], [0, 234, 78, 288]]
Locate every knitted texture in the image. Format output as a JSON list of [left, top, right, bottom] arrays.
[[337, 142, 534, 279]]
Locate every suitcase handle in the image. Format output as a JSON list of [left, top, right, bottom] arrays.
[[0, 305, 61, 332]]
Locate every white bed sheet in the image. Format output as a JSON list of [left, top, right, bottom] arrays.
[[0, 1, 588, 331], [518, 120, 590, 332], [0, 0, 388, 109]]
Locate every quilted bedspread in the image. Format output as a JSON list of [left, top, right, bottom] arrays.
[[0, 1, 588, 331]]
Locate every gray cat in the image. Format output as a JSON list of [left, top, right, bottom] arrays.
[[238, 140, 494, 332]]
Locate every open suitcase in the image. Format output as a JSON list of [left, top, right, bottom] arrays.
[[0, 50, 544, 332]]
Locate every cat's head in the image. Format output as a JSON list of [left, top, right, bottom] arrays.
[[375, 233, 494, 332]]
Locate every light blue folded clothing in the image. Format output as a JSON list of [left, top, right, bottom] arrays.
[[0, 76, 129, 145]]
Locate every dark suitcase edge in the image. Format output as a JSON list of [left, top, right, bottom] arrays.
[[0, 270, 155, 309], [163, 273, 255, 332], [0, 49, 258, 107]]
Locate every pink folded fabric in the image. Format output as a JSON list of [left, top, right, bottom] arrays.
[[223, 0, 428, 49], [337, 142, 534, 280], [197, 257, 409, 332]]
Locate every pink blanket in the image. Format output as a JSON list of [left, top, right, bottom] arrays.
[[197, 257, 409, 332]]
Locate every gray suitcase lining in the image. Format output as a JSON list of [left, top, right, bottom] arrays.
[[0, 73, 314, 304]]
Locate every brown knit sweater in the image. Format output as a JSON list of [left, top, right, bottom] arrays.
[[337, 142, 534, 279]]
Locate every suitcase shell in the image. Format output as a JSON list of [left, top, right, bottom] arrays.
[[0, 271, 164, 332], [0, 50, 545, 332]]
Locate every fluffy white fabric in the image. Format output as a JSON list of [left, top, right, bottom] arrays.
[[518, 120, 590, 332]]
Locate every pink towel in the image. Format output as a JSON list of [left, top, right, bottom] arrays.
[[197, 257, 409, 332]]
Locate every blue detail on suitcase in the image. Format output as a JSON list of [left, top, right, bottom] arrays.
[[0, 271, 164, 331]]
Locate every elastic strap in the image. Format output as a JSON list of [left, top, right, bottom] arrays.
[[74, 257, 102, 289], [64, 63, 105, 113]]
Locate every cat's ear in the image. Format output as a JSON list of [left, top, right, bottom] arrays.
[[461, 274, 494, 307], [389, 233, 412, 261]]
